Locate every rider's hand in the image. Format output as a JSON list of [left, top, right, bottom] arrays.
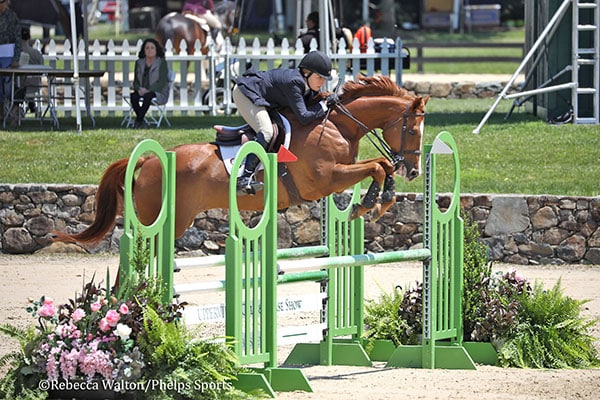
[[325, 93, 339, 107]]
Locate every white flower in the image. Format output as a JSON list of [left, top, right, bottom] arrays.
[[114, 323, 132, 341]]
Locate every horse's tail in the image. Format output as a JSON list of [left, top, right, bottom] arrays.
[[52, 157, 144, 246]]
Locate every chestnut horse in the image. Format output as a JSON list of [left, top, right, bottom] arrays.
[[54, 76, 428, 246]]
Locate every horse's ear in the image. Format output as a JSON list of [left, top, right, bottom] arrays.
[[411, 96, 429, 112]]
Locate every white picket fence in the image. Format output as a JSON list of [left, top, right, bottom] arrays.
[[38, 35, 406, 117]]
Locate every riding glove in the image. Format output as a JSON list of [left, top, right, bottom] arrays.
[[325, 93, 340, 107]]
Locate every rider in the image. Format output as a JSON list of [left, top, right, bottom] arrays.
[[181, 0, 222, 38], [232, 50, 339, 195]]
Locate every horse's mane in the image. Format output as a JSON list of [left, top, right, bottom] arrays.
[[338, 75, 409, 103]]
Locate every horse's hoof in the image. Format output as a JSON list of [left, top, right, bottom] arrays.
[[350, 204, 361, 220], [381, 191, 394, 204], [370, 205, 383, 222]]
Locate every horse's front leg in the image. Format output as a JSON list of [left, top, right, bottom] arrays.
[[329, 158, 395, 220], [369, 174, 397, 221]]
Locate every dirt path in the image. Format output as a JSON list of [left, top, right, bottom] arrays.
[[1, 254, 599, 399]]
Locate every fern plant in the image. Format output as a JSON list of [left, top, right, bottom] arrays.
[[498, 279, 600, 369], [0, 324, 47, 399], [363, 283, 421, 349], [138, 307, 255, 399]]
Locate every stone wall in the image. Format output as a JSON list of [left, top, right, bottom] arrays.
[[402, 79, 522, 99], [1, 184, 599, 265]]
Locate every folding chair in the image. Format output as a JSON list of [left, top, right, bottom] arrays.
[[121, 70, 175, 128]]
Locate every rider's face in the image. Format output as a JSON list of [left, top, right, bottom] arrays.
[[307, 73, 326, 91]]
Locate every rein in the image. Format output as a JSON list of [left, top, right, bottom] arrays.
[[330, 101, 424, 171]]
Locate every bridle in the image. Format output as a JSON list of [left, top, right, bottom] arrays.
[[327, 100, 424, 172]]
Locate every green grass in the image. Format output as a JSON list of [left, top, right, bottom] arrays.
[[1, 98, 598, 197]]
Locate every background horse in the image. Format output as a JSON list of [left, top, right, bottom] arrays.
[[155, 1, 237, 55], [54, 76, 428, 245], [155, 12, 209, 55]]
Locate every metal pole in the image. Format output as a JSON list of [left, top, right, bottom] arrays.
[[472, 0, 572, 134], [69, 0, 82, 134]]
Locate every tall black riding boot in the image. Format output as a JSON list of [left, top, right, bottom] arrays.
[[236, 132, 269, 195]]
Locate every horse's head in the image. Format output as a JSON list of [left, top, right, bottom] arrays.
[[335, 75, 428, 181], [381, 95, 429, 181]]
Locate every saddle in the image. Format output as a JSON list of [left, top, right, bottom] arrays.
[[213, 111, 290, 152], [213, 111, 303, 203]]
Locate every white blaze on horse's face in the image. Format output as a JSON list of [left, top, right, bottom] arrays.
[[417, 119, 425, 176]]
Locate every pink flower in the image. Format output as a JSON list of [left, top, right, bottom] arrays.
[[45, 354, 59, 381], [43, 297, 54, 305], [39, 303, 56, 317], [71, 308, 85, 322], [98, 318, 111, 332], [90, 302, 101, 312], [118, 304, 129, 315], [105, 310, 120, 327]]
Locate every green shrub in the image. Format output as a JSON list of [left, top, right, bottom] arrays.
[[363, 212, 600, 369], [498, 280, 600, 369], [363, 284, 421, 349], [462, 212, 493, 340]]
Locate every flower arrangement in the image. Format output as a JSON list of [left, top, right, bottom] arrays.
[[0, 237, 257, 400], [26, 280, 145, 385]]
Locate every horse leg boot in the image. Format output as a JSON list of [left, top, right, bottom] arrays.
[[236, 132, 269, 195]]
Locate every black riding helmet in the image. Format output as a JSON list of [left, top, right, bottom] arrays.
[[298, 50, 333, 81]]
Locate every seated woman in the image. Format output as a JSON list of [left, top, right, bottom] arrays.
[[131, 38, 169, 129]]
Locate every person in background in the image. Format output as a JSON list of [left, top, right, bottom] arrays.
[[131, 38, 169, 129], [232, 50, 338, 195], [297, 11, 353, 54], [19, 26, 43, 67], [354, 24, 372, 53], [15, 25, 43, 116], [182, 0, 222, 37], [0, 0, 22, 110], [298, 11, 320, 53], [20, 26, 44, 113]]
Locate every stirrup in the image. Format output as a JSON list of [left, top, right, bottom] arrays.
[[236, 176, 264, 196]]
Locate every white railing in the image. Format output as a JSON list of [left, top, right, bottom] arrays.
[[38, 36, 406, 117]]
